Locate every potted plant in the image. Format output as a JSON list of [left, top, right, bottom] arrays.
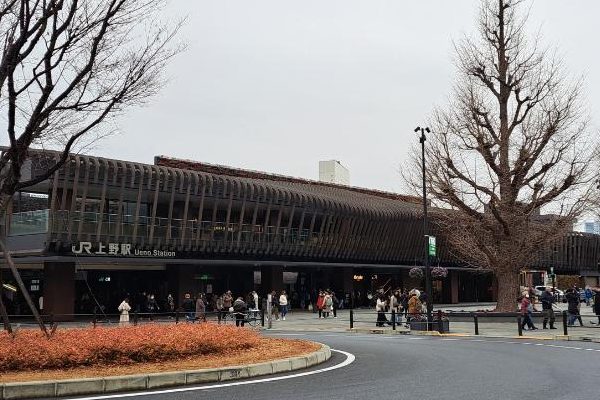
[[409, 267, 424, 279], [431, 266, 448, 280], [409, 312, 450, 332]]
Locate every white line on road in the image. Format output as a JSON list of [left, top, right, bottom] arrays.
[[270, 333, 307, 336], [70, 349, 356, 400]]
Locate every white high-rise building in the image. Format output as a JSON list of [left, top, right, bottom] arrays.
[[573, 217, 600, 235], [319, 160, 350, 186]]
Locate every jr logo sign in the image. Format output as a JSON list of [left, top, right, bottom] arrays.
[[71, 241, 132, 256]]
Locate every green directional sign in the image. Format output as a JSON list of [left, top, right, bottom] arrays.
[[428, 236, 436, 257]]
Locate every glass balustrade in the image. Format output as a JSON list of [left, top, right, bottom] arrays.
[[7, 209, 321, 248]]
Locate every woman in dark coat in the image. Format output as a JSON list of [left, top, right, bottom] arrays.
[[593, 289, 600, 325]]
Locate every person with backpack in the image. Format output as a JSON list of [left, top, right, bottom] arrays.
[[540, 287, 556, 329], [232, 296, 247, 327]]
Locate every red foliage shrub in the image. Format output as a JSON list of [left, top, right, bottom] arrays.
[[0, 323, 260, 372]]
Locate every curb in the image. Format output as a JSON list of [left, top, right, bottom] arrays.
[[347, 327, 600, 344], [0, 344, 331, 399]]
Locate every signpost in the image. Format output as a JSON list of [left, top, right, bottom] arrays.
[[428, 236, 436, 257]]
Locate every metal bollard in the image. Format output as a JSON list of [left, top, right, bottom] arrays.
[[562, 310, 568, 336], [175, 310, 179, 324], [517, 315, 523, 336], [437, 310, 444, 334], [474, 314, 479, 335], [350, 309, 354, 329], [392, 310, 396, 330], [261, 308, 265, 327]]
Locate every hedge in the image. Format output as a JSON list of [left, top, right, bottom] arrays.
[[0, 323, 260, 372]]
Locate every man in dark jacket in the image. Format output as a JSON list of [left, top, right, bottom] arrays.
[[593, 288, 600, 325], [540, 287, 556, 329], [182, 293, 195, 322], [565, 288, 581, 326], [233, 297, 247, 327]]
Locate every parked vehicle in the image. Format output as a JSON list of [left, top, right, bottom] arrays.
[[534, 286, 565, 302]]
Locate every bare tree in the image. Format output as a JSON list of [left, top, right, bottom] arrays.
[[0, 0, 182, 335], [406, 0, 596, 311]]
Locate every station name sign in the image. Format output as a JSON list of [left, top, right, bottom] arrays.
[[71, 242, 176, 258]]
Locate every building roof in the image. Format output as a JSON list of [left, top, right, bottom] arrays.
[[154, 156, 422, 218]]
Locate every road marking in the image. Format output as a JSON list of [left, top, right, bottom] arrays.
[[69, 349, 356, 400], [271, 333, 307, 336]]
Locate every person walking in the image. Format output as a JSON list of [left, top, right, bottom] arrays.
[[391, 290, 402, 325], [215, 294, 224, 323], [407, 290, 422, 323], [271, 291, 280, 321], [540, 287, 556, 329], [331, 291, 339, 318], [279, 291, 289, 320], [195, 293, 206, 322], [323, 291, 333, 318], [520, 294, 537, 330], [146, 294, 159, 321], [118, 297, 131, 326], [316, 291, 325, 319], [375, 293, 388, 327], [401, 289, 409, 319], [252, 290, 259, 311], [167, 294, 175, 318], [585, 287, 593, 307], [593, 288, 600, 325], [233, 296, 247, 327], [223, 291, 233, 312], [182, 293, 195, 322], [565, 288, 577, 326]]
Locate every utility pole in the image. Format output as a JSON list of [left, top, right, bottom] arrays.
[[415, 126, 433, 329]]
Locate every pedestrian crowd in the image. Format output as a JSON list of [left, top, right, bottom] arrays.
[[369, 288, 429, 327], [518, 285, 600, 330]]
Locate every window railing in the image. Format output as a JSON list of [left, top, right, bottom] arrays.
[[44, 210, 321, 247], [8, 210, 49, 236]]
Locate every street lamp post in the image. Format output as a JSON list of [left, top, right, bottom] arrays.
[[415, 126, 433, 329]]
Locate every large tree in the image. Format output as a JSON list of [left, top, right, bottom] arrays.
[[411, 0, 595, 311], [0, 0, 181, 334]]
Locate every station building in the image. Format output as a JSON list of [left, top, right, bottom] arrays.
[[2, 150, 599, 318]]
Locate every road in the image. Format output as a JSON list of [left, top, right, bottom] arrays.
[[64, 332, 600, 400]]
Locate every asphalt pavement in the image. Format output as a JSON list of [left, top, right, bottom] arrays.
[[61, 331, 600, 400]]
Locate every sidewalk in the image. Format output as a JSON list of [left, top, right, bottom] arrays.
[[265, 306, 600, 342]]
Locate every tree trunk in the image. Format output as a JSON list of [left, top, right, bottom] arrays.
[[0, 284, 12, 334], [0, 238, 49, 337], [495, 270, 520, 312]]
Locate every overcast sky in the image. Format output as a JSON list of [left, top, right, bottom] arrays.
[[87, 1, 599, 192]]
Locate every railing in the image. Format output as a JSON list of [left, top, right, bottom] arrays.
[[348, 309, 574, 336], [4, 310, 265, 329], [8, 209, 329, 248], [8, 209, 49, 236]]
